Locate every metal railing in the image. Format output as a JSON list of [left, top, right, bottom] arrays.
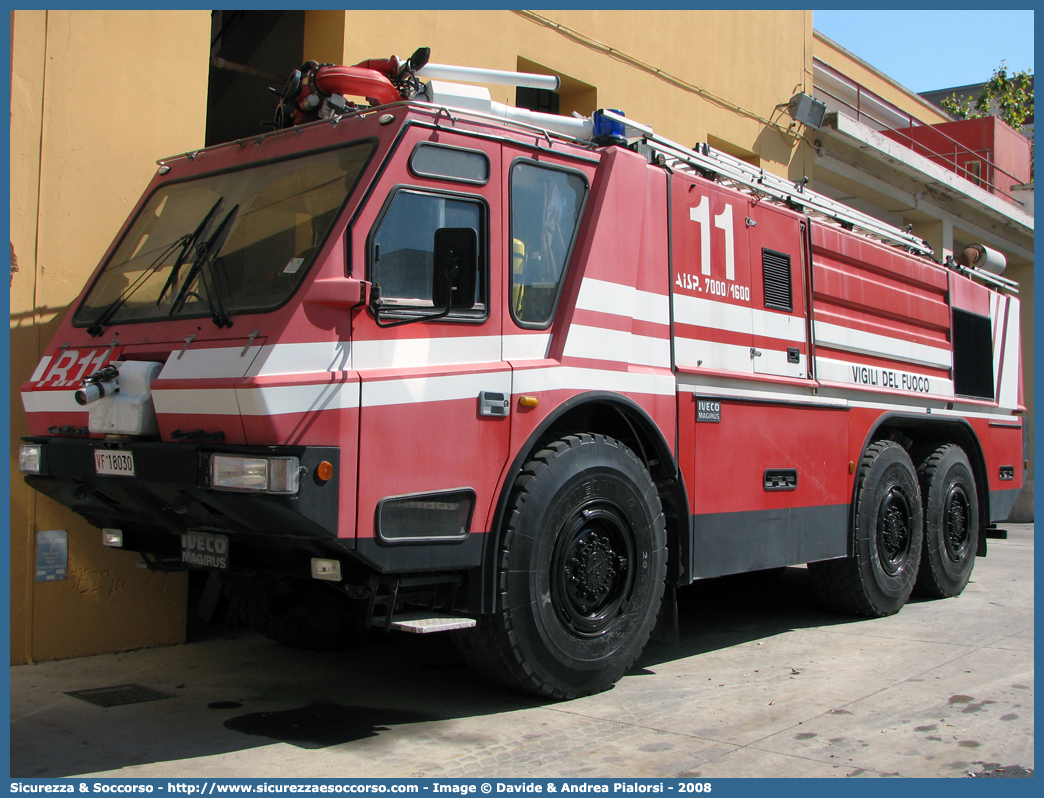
[[813, 59, 1027, 208]]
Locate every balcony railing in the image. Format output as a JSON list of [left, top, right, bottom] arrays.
[[813, 59, 1027, 208]]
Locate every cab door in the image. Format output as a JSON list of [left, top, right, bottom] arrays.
[[350, 128, 509, 572]]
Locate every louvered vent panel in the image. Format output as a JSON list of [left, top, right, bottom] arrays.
[[762, 249, 793, 312]]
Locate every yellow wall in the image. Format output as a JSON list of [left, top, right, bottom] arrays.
[[306, 9, 814, 180], [9, 10, 211, 664]]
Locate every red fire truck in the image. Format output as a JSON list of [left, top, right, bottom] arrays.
[[19, 52, 1024, 699]]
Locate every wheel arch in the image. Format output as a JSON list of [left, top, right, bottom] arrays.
[[858, 413, 990, 556], [476, 391, 688, 614]]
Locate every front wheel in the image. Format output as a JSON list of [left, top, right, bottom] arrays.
[[915, 444, 979, 598], [810, 440, 923, 617], [458, 434, 668, 700]]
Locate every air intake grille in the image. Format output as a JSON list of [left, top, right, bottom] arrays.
[[762, 249, 793, 312]]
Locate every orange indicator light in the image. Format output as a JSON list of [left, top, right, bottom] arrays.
[[316, 461, 335, 482]]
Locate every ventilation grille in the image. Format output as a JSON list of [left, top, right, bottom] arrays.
[[762, 249, 793, 312]]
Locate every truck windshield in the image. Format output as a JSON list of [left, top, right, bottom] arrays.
[[74, 142, 375, 328]]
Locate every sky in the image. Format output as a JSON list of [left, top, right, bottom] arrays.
[[813, 9, 1034, 94]]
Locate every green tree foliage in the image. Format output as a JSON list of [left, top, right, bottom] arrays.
[[941, 62, 1034, 130]]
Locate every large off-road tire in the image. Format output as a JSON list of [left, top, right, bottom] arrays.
[[458, 434, 668, 700], [225, 573, 359, 651], [914, 444, 979, 598], [810, 440, 923, 617]]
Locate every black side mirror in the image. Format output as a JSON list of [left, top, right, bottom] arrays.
[[432, 227, 477, 312]]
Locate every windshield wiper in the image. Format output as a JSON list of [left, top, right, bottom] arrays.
[[156, 197, 224, 306], [86, 236, 189, 337], [170, 204, 239, 328], [86, 197, 226, 337]]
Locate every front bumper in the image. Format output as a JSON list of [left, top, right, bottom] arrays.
[[22, 437, 344, 575]]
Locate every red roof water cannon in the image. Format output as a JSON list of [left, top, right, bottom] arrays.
[[272, 47, 432, 129]]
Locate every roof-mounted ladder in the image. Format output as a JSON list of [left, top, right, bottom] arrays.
[[600, 110, 935, 258]]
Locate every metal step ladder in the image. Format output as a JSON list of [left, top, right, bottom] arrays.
[[368, 573, 477, 634]]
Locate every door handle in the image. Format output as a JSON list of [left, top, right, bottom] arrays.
[[478, 391, 510, 417]]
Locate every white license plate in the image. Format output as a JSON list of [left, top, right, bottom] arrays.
[[95, 450, 135, 477]]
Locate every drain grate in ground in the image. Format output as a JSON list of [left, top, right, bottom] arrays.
[[65, 684, 174, 708]]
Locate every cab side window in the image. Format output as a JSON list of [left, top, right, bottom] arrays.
[[509, 162, 587, 327], [371, 190, 486, 318]]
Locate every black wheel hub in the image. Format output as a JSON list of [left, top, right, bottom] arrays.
[[944, 485, 971, 562], [877, 486, 912, 575], [551, 503, 636, 637]]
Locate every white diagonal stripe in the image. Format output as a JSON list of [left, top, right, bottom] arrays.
[[576, 278, 670, 324], [564, 325, 671, 368]]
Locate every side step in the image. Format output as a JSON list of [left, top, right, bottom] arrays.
[[384, 613, 477, 634]]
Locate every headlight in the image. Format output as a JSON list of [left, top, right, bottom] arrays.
[[19, 444, 44, 474], [210, 454, 300, 494]]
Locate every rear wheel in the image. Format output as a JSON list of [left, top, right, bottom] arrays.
[[458, 434, 667, 700], [225, 573, 359, 651], [914, 444, 979, 598], [810, 440, 923, 617]]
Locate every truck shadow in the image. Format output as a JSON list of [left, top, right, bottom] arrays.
[[13, 565, 877, 777], [638, 565, 861, 667]]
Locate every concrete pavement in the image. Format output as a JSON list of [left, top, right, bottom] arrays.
[[10, 524, 1034, 779]]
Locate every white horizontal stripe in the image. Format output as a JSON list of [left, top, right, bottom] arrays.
[[752, 310, 806, 343], [250, 342, 351, 377], [354, 335, 500, 371], [813, 321, 951, 369], [161, 336, 510, 380], [152, 388, 242, 416], [21, 390, 83, 414], [676, 338, 810, 378], [816, 357, 954, 398], [564, 325, 671, 368], [513, 366, 675, 397], [673, 294, 806, 343], [503, 334, 552, 361], [576, 278, 670, 325], [675, 338, 752, 373], [930, 405, 1023, 422], [754, 349, 807, 379], [239, 382, 361, 416], [153, 382, 362, 417], [363, 371, 510, 408], [159, 345, 264, 380], [674, 294, 750, 336], [676, 382, 849, 408], [839, 394, 954, 413]]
